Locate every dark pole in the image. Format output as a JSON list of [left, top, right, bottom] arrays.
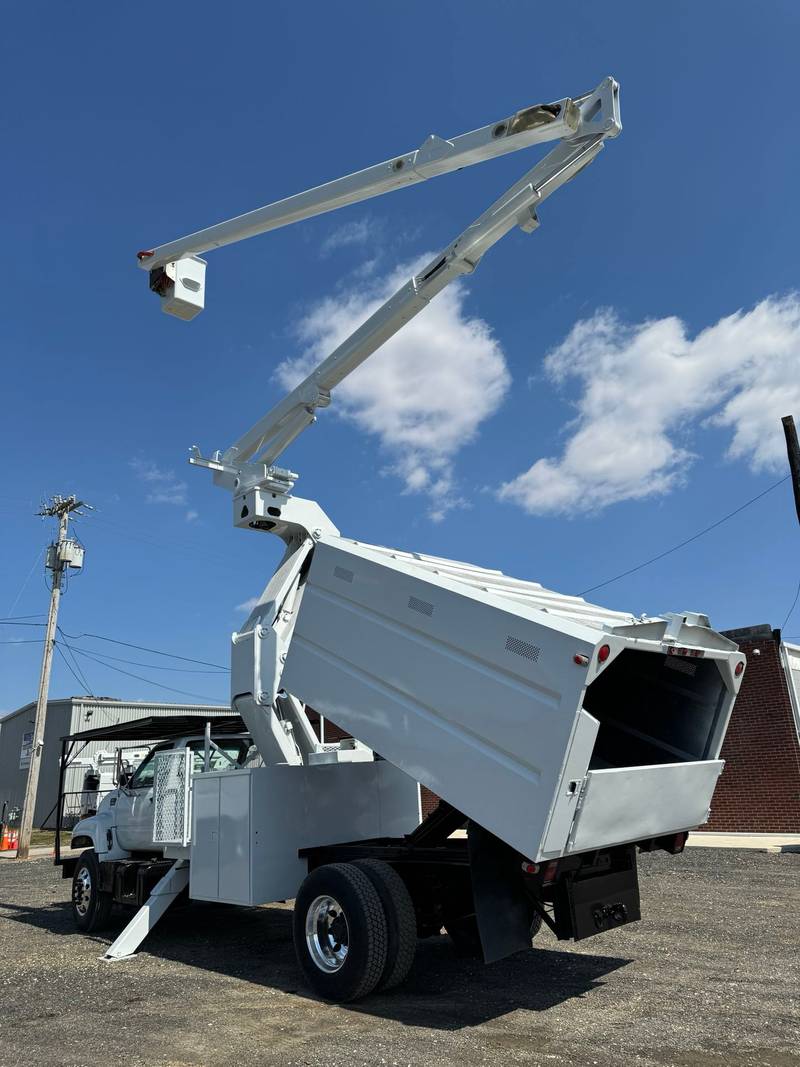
[[782, 415, 800, 528]]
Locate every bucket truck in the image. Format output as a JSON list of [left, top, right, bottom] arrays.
[[64, 77, 747, 1002]]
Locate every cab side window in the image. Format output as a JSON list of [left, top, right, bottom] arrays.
[[189, 740, 249, 772], [127, 751, 165, 793], [128, 752, 158, 789]]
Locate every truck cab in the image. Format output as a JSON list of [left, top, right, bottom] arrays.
[[71, 733, 254, 856]]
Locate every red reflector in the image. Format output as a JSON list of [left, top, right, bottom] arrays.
[[598, 644, 611, 663], [543, 861, 559, 884], [735, 661, 745, 676], [137, 249, 155, 260], [574, 653, 589, 666], [521, 861, 539, 875]]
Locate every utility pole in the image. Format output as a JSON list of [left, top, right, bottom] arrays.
[[782, 415, 800, 529], [17, 495, 89, 861]]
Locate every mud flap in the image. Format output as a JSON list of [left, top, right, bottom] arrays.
[[467, 821, 532, 964]]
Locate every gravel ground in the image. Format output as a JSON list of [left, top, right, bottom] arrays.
[[0, 848, 797, 1067]]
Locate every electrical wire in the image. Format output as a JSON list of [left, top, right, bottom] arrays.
[[55, 627, 94, 693], [6, 548, 43, 617], [0, 639, 44, 644], [59, 630, 229, 670], [579, 475, 790, 597], [59, 641, 226, 703], [64, 644, 227, 674], [54, 642, 93, 694], [0, 614, 46, 621], [0, 620, 228, 670], [90, 513, 238, 570], [781, 577, 800, 632]]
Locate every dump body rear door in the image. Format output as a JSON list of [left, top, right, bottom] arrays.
[[565, 759, 723, 854]]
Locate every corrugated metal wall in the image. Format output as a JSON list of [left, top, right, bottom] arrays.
[[0, 701, 73, 827], [0, 698, 229, 830]]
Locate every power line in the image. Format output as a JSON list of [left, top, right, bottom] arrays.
[[65, 644, 227, 674], [6, 547, 43, 617], [579, 476, 790, 597], [781, 577, 800, 632], [60, 630, 229, 671], [0, 614, 47, 622], [54, 642, 93, 694], [55, 627, 94, 693], [90, 513, 239, 571], [0, 620, 229, 671], [60, 641, 226, 703], [0, 639, 45, 645]]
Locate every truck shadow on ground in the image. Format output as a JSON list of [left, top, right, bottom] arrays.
[[1, 897, 631, 1030]]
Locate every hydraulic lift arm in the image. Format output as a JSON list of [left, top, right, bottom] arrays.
[[137, 78, 620, 497]]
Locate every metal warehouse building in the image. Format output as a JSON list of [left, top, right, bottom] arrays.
[[0, 696, 229, 829]]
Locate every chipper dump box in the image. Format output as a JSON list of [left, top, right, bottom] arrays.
[[62, 76, 746, 1002], [279, 535, 740, 866]]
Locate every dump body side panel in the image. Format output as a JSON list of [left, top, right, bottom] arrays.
[[281, 540, 594, 860]]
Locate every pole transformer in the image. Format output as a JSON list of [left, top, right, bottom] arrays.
[[16, 495, 89, 861]]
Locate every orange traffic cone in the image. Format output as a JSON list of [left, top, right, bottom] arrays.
[[0, 827, 12, 851]]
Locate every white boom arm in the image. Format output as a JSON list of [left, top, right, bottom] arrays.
[[138, 77, 620, 495]]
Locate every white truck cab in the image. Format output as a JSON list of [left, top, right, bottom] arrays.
[[71, 734, 254, 856]]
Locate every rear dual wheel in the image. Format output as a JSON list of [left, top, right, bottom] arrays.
[[293, 860, 416, 1002]]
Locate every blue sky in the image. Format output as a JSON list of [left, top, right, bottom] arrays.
[[2, 2, 799, 714]]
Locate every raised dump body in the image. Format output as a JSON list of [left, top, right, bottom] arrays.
[[279, 534, 743, 862]]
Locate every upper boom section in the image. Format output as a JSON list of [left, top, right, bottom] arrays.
[[136, 77, 621, 500], [137, 81, 618, 278]]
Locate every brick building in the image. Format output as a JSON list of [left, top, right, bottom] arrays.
[[704, 625, 800, 833]]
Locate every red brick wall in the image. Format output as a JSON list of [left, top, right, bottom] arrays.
[[705, 633, 800, 833], [305, 708, 351, 744], [420, 785, 440, 819], [308, 707, 440, 820]]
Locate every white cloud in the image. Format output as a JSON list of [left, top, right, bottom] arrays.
[[235, 596, 259, 614], [185, 509, 199, 523], [277, 256, 511, 519], [499, 295, 800, 515], [320, 218, 378, 258], [131, 458, 195, 519]]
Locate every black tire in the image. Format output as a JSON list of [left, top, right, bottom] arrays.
[[71, 849, 114, 932], [353, 859, 417, 991], [293, 863, 388, 1002]]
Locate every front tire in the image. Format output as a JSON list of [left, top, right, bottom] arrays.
[[293, 863, 388, 1002], [71, 849, 114, 932]]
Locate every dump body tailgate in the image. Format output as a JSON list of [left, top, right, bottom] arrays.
[[566, 759, 724, 854]]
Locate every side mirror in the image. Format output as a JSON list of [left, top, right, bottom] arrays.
[[118, 770, 133, 788]]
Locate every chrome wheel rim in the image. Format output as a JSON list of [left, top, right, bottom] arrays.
[[305, 894, 349, 972], [74, 865, 92, 916]]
